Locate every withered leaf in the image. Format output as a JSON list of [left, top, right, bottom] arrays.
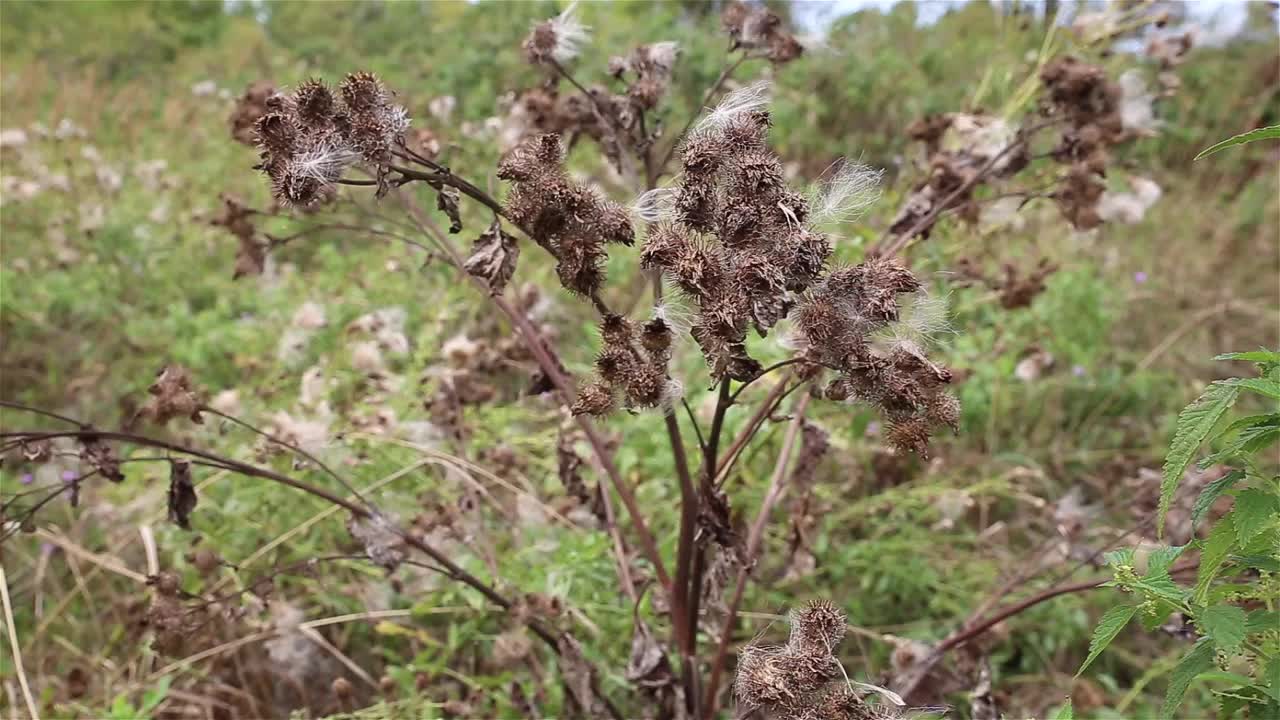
[[463, 218, 520, 295], [167, 459, 197, 530], [139, 364, 205, 426], [81, 437, 125, 483], [435, 184, 463, 234], [625, 620, 674, 689]]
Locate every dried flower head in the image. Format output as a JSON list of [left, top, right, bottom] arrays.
[[137, 364, 205, 426], [523, 1, 591, 65], [250, 72, 409, 207], [499, 133, 635, 296], [721, 2, 805, 64]]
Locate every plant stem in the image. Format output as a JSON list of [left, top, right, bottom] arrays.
[[650, 53, 749, 186], [701, 390, 811, 716]]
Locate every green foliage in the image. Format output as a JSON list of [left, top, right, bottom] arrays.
[[1091, 351, 1280, 719], [1195, 125, 1280, 161], [1159, 381, 1240, 537], [1162, 639, 1216, 719], [1078, 605, 1137, 676]]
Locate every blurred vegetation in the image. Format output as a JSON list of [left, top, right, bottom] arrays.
[[1, 1, 1277, 718]]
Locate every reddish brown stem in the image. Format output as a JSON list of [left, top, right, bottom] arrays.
[[395, 190, 672, 592], [702, 390, 811, 716]]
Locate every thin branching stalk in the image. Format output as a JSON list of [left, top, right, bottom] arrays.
[[702, 389, 812, 716], [393, 187, 673, 592], [0, 409, 625, 720]]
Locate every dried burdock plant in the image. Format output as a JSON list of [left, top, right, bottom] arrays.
[[735, 600, 903, 720], [7, 4, 1164, 718], [250, 73, 409, 207], [876, 29, 1188, 256]]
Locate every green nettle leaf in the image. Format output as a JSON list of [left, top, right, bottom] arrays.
[[1195, 515, 1237, 604], [1051, 699, 1074, 720], [1139, 598, 1179, 631], [1195, 124, 1280, 160], [1236, 554, 1280, 572], [1191, 469, 1245, 530], [1245, 609, 1279, 634], [1232, 488, 1280, 546], [1203, 416, 1280, 465], [1162, 639, 1216, 719], [1160, 382, 1240, 538], [1146, 544, 1187, 577], [1136, 573, 1188, 607], [1078, 605, 1137, 676], [1224, 377, 1280, 401], [1214, 350, 1280, 364], [1266, 658, 1280, 702], [1198, 604, 1247, 651], [1105, 547, 1136, 569]]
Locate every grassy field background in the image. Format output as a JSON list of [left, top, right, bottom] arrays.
[[1, 1, 1277, 718]]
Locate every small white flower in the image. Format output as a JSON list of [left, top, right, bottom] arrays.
[[78, 203, 105, 232]]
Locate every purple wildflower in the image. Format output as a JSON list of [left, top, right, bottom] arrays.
[[1133, 271, 1148, 284], [20, 473, 34, 485], [1072, 364, 1086, 377], [62, 469, 78, 483]]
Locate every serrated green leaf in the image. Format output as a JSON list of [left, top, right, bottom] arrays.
[[1245, 609, 1279, 634], [1139, 598, 1178, 631], [1161, 382, 1240, 538], [1235, 554, 1280, 572], [1265, 658, 1280, 702], [1215, 350, 1280, 364], [1204, 416, 1280, 465], [1195, 516, 1237, 604], [1146, 544, 1187, 577], [1224, 377, 1280, 401], [1192, 470, 1245, 530], [1199, 604, 1247, 651], [1137, 572, 1188, 607], [1105, 547, 1135, 569], [1051, 699, 1073, 720], [1162, 639, 1216, 719], [1078, 605, 1137, 676], [1195, 124, 1280, 160], [1197, 670, 1256, 688], [1233, 489, 1279, 546], [1219, 693, 1250, 720]]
